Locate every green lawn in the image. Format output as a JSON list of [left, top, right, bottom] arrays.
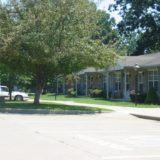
[[30, 93, 160, 108], [0, 101, 111, 112]]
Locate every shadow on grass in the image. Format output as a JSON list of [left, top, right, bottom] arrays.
[[0, 101, 111, 115], [47, 94, 84, 98], [28, 93, 159, 108]]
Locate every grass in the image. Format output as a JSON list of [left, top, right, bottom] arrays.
[[0, 101, 111, 113], [29, 93, 160, 108]]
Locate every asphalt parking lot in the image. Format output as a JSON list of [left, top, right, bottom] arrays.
[[0, 112, 160, 160]]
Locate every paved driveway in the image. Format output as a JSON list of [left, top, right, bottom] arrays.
[[0, 112, 160, 160]]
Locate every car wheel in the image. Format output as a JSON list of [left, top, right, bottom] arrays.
[[15, 95, 23, 101]]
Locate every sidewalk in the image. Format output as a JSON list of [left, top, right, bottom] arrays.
[[38, 99, 160, 121]]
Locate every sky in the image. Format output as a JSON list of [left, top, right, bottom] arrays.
[[95, 0, 122, 23]]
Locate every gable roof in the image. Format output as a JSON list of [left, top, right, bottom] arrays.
[[78, 67, 104, 75], [109, 52, 160, 71], [78, 53, 160, 74]]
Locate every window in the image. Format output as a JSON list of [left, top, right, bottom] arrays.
[[148, 70, 159, 91], [1, 87, 9, 92], [138, 72, 144, 93], [115, 72, 121, 91]]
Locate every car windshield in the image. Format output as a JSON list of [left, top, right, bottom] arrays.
[[1, 87, 9, 92]]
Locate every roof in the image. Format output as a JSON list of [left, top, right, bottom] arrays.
[[109, 52, 160, 71], [78, 67, 104, 75], [78, 53, 160, 74]]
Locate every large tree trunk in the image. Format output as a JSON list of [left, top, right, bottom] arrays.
[[8, 74, 13, 101], [34, 77, 46, 105], [9, 90, 12, 101]]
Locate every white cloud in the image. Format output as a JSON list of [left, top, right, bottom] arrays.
[[95, 0, 122, 23], [97, 0, 114, 10]]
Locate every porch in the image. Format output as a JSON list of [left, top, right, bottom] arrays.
[[108, 66, 160, 100]]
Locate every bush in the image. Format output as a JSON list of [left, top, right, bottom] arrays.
[[130, 93, 147, 103], [67, 88, 76, 97], [89, 89, 104, 98], [145, 88, 159, 105]]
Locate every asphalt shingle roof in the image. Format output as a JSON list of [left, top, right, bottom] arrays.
[[78, 67, 104, 75], [110, 52, 160, 71], [78, 53, 160, 74]]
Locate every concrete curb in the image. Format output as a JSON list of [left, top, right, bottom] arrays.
[[0, 108, 103, 115], [130, 113, 160, 121]]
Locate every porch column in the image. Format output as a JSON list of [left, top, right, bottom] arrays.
[[75, 78, 78, 96], [106, 72, 109, 99], [56, 79, 59, 95], [124, 70, 127, 99], [85, 74, 88, 96], [159, 68, 160, 94], [63, 80, 65, 95]]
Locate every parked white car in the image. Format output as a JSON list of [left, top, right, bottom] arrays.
[[0, 86, 9, 98], [0, 85, 28, 101], [12, 91, 29, 101]]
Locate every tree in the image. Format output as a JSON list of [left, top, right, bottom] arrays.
[[93, 10, 118, 45], [110, 0, 160, 55], [1, 0, 117, 104], [0, 71, 16, 100], [0, 67, 31, 100], [0, 3, 29, 99]]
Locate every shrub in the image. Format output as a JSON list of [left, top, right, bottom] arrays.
[[89, 89, 104, 98], [67, 88, 76, 97], [145, 88, 159, 105], [130, 93, 147, 103]]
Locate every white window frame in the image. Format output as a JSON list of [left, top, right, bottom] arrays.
[[148, 69, 159, 91], [115, 72, 121, 91]]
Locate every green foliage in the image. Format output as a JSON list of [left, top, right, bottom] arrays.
[[111, 0, 160, 55], [130, 93, 147, 104], [67, 88, 76, 97], [0, 3, 24, 72], [0, 0, 118, 104], [66, 74, 79, 82], [89, 89, 103, 97], [145, 88, 159, 105], [93, 10, 118, 45], [1, 101, 109, 112]]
